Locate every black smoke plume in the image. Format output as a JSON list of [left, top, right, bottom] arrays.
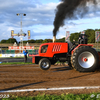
[[53, 0, 98, 36]]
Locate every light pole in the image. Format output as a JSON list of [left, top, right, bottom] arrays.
[[16, 13, 26, 53]]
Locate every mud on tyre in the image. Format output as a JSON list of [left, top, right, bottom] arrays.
[[71, 46, 99, 72]]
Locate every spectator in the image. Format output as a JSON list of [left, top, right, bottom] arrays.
[[23, 48, 28, 63]]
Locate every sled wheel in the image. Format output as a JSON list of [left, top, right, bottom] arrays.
[[39, 58, 51, 70], [71, 46, 99, 72]]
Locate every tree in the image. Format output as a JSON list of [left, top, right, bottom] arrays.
[[35, 39, 43, 43], [6, 38, 17, 43], [23, 41, 27, 43], [1, 40, 7, 43], [69, 29, 96, 43], [85, 29, 95, 43], [70, 33, 80, 42], [28, 39, 35, 43], [56, 37, 65, 42], [42, 39, 52, 43]]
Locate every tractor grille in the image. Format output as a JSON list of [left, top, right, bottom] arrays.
[[52, 45, 61, 52]]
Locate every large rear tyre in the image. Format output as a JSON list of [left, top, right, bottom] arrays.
[[39, 58, 51, 70], [71, 46, 99, 72]]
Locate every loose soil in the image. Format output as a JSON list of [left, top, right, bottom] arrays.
[[0, 64, 100, 97]]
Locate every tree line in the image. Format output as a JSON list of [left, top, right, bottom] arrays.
[[0, 29, 99, 44], [0, 38, 65, 44], [70, 29, 100, 43]]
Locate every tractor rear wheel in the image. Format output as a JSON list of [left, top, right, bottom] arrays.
[[39, 58, 51, 70], [71, 46, 99, 72]]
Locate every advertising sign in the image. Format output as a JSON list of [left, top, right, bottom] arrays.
[[65, 31, 70, 42], [95, 31, 100, 42], [8, 46, 34, 50], [28, 30, 30, 39]]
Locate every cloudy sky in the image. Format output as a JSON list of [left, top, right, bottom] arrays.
[[0, 0, 100, 41]]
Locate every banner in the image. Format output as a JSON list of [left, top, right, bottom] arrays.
[[2, 54, 14, 57], [28, 30, 30, 39], [65, 31, 70, 42], [11, 30, 14, 38], [81, 31, 85, 34], [95, 31, 100, 42], [0, 54, 2, 57], [8, 46, 34, 50], [0, 54, 24, 58], [15, 54, 24, 57]]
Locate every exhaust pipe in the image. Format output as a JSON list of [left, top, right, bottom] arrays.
[[53, 36, 56, 43]]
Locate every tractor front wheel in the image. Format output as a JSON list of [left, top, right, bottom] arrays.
[[71, 46, 99, 72], [39, 58, 51, 70]]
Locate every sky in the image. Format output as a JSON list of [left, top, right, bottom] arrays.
[[0, 0, 100, 42]]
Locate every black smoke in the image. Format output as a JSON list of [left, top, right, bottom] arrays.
[[53, 0, 98, 36]]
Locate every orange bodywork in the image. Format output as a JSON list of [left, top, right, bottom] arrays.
[[32, 42, 68, 63], [38, 42, 68, 57], [71, 44, 93, 54]]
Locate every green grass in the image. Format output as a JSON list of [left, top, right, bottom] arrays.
[[0, 62, 33, 65], [1, 93, 100, 100]]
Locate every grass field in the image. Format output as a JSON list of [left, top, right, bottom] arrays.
[[0, 62, 33, 65], [1, 93, 100, 100]]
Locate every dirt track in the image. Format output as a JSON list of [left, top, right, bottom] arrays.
[[0, 64, 100, 96]]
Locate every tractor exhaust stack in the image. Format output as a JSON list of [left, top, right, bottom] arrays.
[[53, 36, 56, 43]]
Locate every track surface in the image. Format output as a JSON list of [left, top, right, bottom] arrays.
[[0, 64, 100, 96]]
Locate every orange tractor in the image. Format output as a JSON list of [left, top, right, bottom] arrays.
[[32, 34, 100, 72]]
